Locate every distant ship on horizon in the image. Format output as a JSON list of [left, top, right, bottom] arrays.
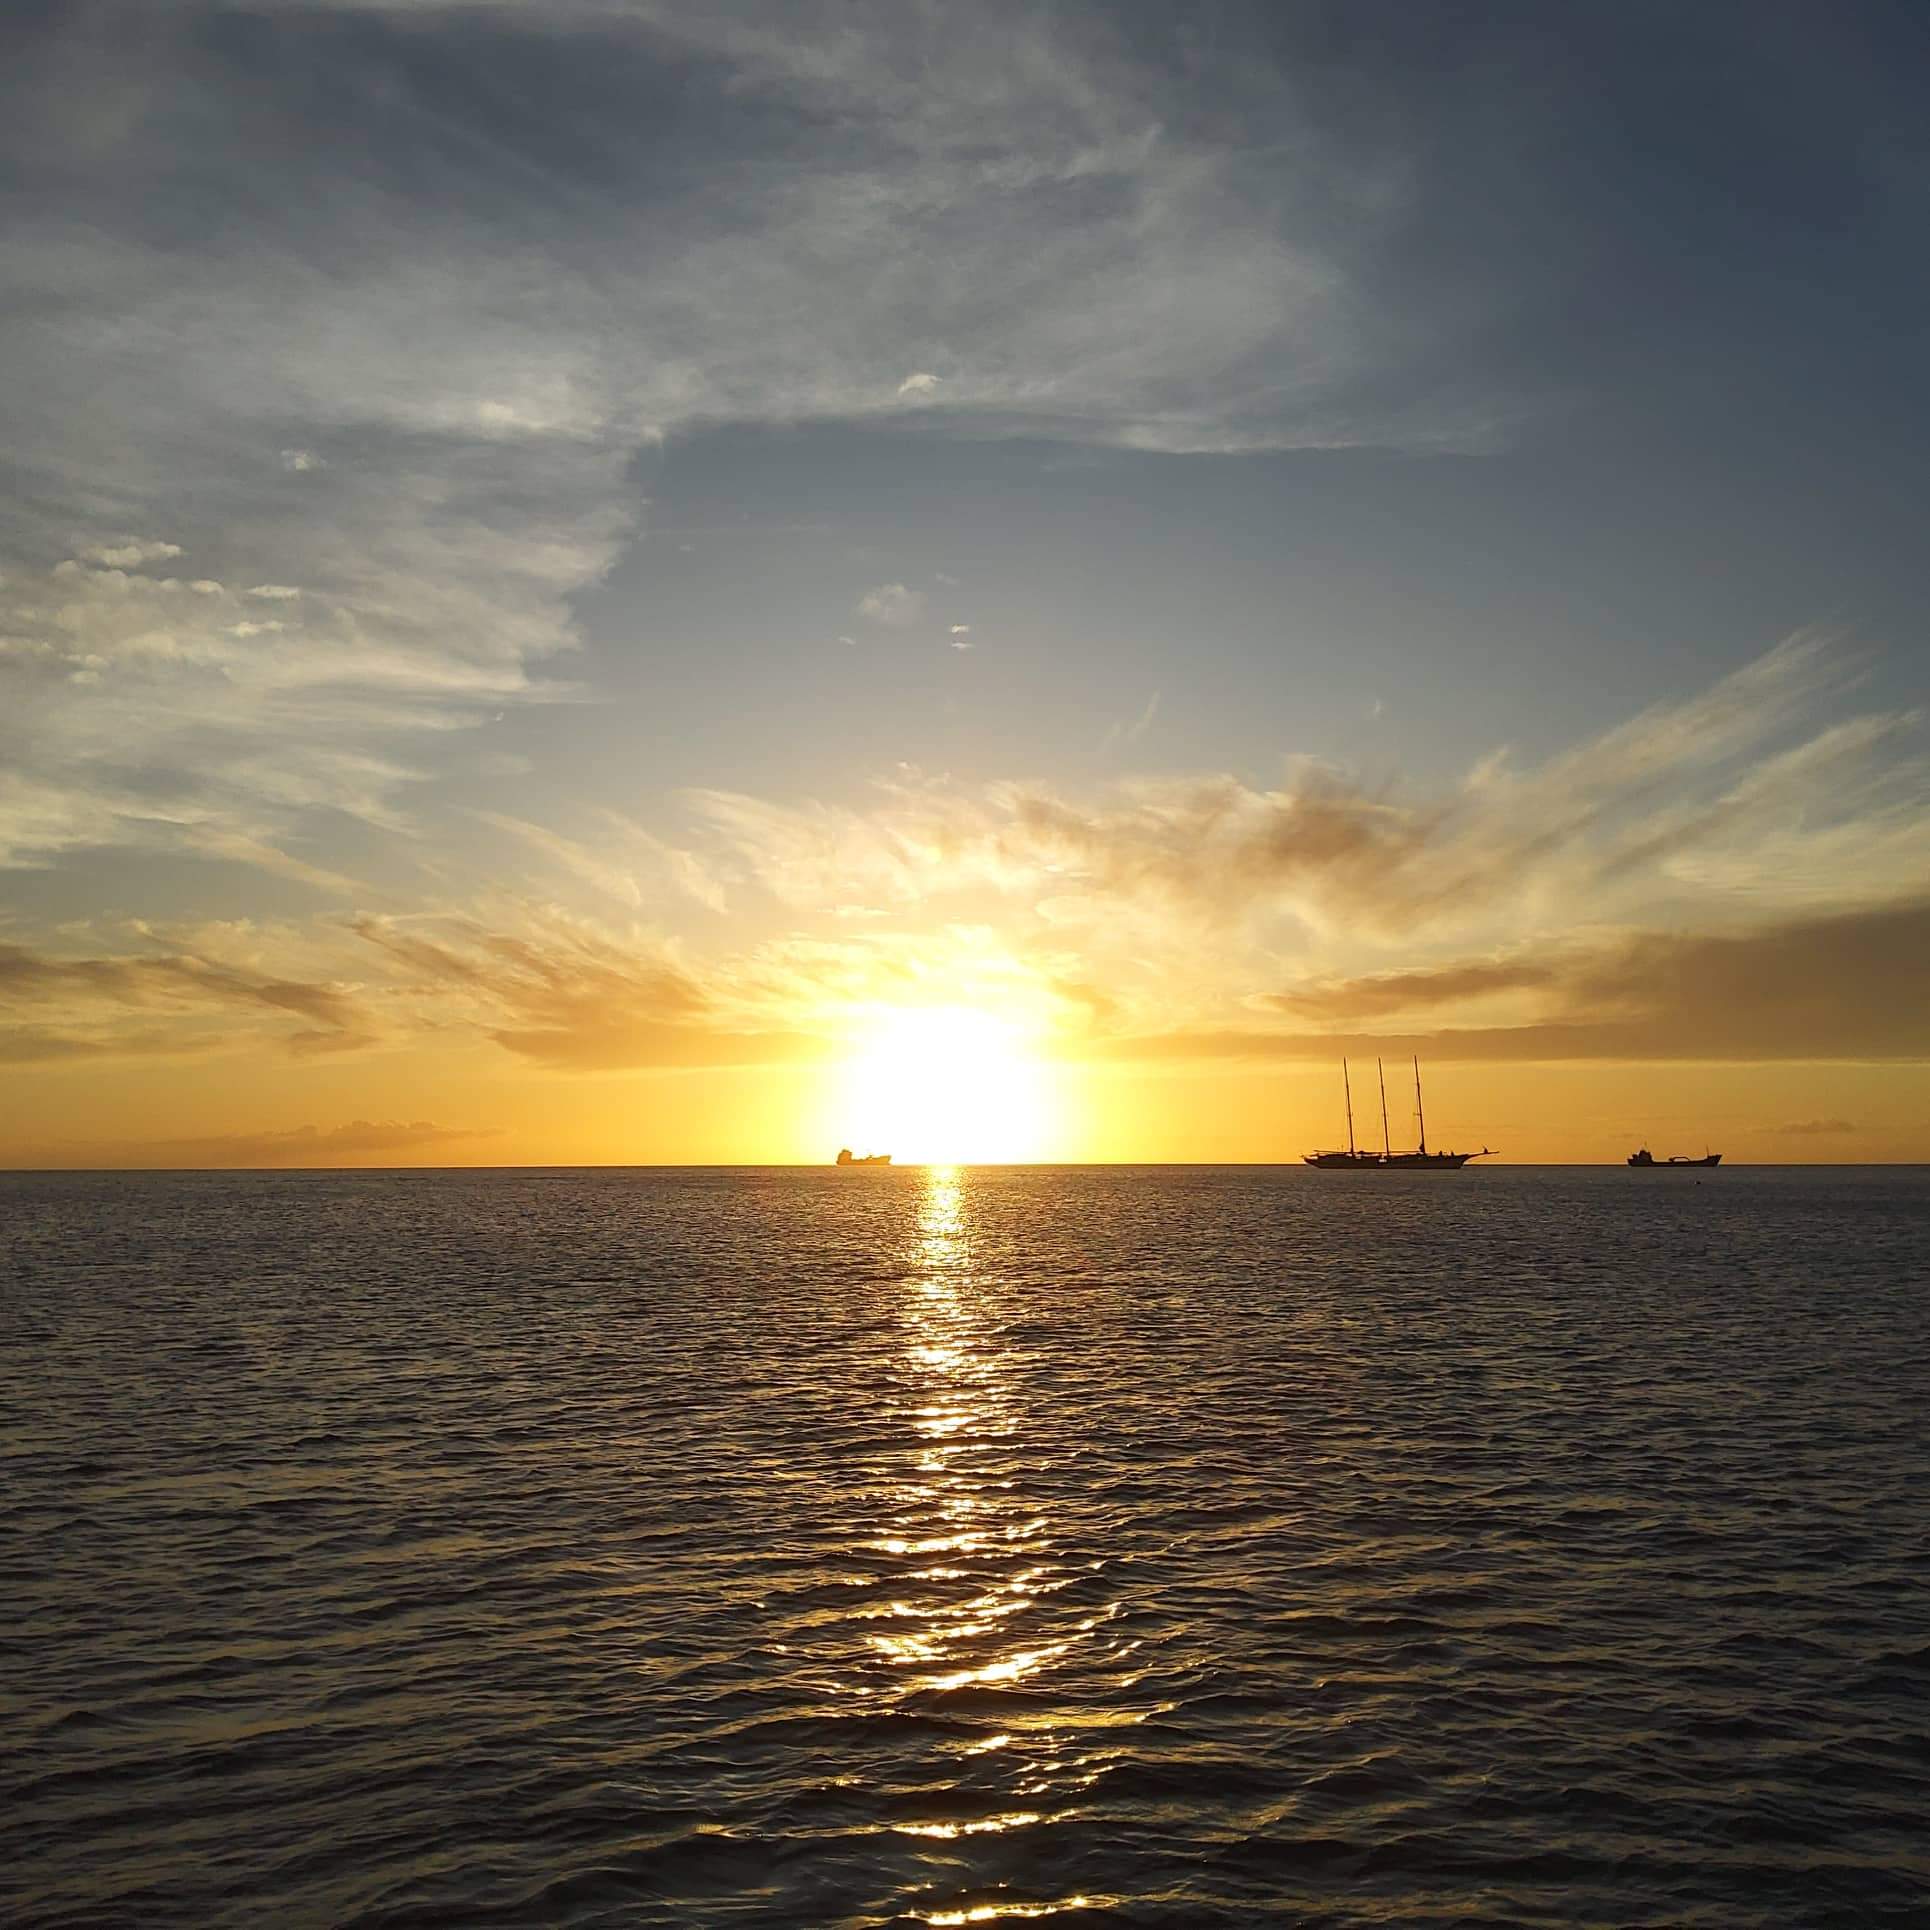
[[835, 1148, 892, 1167], [1304, 1058, 1494, 1170], [1628, 1148, 1721, 1168]]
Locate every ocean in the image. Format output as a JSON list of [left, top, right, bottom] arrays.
[[3, 1165, 1927, 1927]]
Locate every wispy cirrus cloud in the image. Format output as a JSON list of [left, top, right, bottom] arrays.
[[0, 893, 1078, 1073], [685, 633, 1928, 949], [9, 630, 1918, 1071], [0, 475, 621, 881], [346, 910, 823, 1070], [1101, 692, 1161, 752], [0, 0, 1485, 899], [470, 808, 728, 915]]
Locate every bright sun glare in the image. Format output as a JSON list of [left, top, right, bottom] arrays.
[[837, 1007, 1055, 1164]]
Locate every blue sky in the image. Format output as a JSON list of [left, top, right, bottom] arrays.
[[3, 0, 1927, 1159]]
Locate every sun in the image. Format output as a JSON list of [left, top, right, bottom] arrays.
[[835, 1006, 1056, 1164]]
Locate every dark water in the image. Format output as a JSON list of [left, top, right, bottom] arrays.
[[4, 1166, 1928, 1928]]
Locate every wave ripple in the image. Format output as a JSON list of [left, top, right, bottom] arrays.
[[4, 1164, 1928, 1926]]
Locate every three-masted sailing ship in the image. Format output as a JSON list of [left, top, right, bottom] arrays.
[[1304, 1057, 1494, 1169]]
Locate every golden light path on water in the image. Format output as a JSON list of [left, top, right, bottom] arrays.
[[855, 1166, 1138, 1925]]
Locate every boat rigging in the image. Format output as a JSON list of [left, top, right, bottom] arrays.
[[1304, 1058, 1494, 1169]]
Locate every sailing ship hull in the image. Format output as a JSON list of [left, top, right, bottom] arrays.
[[1304, 1150, 1484, 1169], [1303, 1058, 1492, 1169]]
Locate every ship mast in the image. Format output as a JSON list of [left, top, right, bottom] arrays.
[[1342, 1059, 1356, 1156], [1413, 1056, 1427, 1156], [1377, 1058, 1391, 1157]]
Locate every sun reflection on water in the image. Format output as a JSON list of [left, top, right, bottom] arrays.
[[840, 1164, 1142, 1922], [867, 1166, 1056, 1696], [925, 1903, 1109, 1926]]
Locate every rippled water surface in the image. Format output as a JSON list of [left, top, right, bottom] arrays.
[[4, 1165, 1929, 1927]]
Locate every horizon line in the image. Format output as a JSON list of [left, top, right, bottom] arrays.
[[4, 1160, 1927, 1175]]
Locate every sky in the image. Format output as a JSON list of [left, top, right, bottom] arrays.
[[3, 0, 1928, 1165]]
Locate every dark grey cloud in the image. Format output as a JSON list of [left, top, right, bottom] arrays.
[[2, 1118, 497, 1169], [1157, 897, 1930, 1063], [997, 775, 1430, 919], [0, 1025, 131, 1064], [0, 937, 367, 1043], [1270, 958, 1557, 1022]]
